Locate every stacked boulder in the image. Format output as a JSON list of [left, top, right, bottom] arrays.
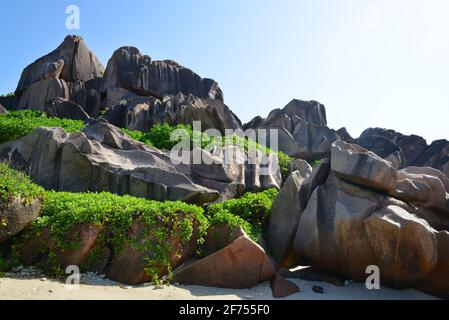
[[243, 99, 350, 161], [267, 140, 449, 298], [354, 127, 449, 177], [102, 92, 241, 133], [0, 120, 281, 203], [14, 35, 104, 119], [12, 36, 242, 133], [99, 46, 242, 133], [1, 36, 279, 202]]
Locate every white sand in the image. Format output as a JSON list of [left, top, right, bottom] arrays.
[[0, 273, 438, 300]]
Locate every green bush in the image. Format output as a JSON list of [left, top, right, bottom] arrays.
[[207, 209, 255, 240], [0, 162, 44, 207], [0, 163, 279, 282], [206, 189, 278, 240], [277, 152, 294, 182], [0, 110, 84, 144], [124, 123, 217, 150], [24, 190, 208, 283]]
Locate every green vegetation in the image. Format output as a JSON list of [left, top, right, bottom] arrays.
[[278, 152, 294, 182], [0, 112, 291, 180], [0, 110, 84, 144], [0, 162, 44, 212], [207, 209, 255, 240], [124, 123, 216, 150], [205, 189, 278, 240], [30, 191, 208, 283], [0, 163, 280, 282]]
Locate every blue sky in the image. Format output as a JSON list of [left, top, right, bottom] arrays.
[[1, 0, 448, 142]]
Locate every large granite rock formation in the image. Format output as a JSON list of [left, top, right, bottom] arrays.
[[102, 92, 241, 133], [415, 140, 449, 178], [15, 36, 104, 118], [268, 140, 449, 298], [358, 127, 449, 178], [0, 121, 219, 205], [294, 173, 439, 288], [243, 100, 344, 160], [0, 120, 281, 204], [44, 98, 91, 122], [15, 35, 104, 97], [266, 159, 329, 267], [100, 46, 223, 101]]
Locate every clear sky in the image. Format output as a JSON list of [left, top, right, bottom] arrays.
[[1, 0, 448, 142]]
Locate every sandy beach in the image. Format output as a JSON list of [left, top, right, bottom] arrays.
[[0, 272, 438, 300]]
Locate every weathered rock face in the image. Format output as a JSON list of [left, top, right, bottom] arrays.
[[359, 127, 449, 178], [293, 173, 438, 288], [14, 36, 104, 118], [351, 136, 406, 169], [272, 140, 449, 297], [184, 145, 282, 201], [266, 159, 330, 267], [360, 128, 428, 168], [266, 171, 308, 267], [102, 92, 241, 133], [415, 140, 449, 178], [100, 46, 223, 101], [331, 140, 398, 193], [173, 233, 276, 289], [44, 98, 91, 121], [0, 196, 41, 243], [0, 103, 7, 114], [106, 217, 200, 285], [0, 121, 219, 205], [15, 35, 104, 97], [418, 231, 449, 299], [290, 159, 312, 177], [243, 100, 344, 160], [391, 166, 449, 215], [18, 79, 70, 111]]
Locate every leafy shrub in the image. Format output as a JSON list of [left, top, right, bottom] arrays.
[[0, 110, 84, 144], [206, 189, 278, 239], [277, 152, 294, 182], [207, 209, 255, 240], [124, 123, 217, 150], [22, 190, 208, 283], [0, 162, 44, 206], [0, 92, 14, 98]]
